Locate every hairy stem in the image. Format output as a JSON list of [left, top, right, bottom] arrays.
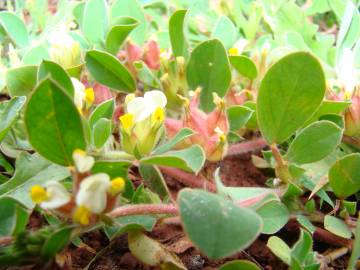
[[160, 166, 216, 192], [0, 236, 13, 246], [227, 138, 268, 156], [109, 204, 179, 218]]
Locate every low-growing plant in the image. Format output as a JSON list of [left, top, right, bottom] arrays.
[[0, 0, 359, 269]]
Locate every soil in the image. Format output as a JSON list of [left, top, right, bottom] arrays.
[[3, 152, 348, 270]]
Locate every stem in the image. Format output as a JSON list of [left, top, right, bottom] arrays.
[[109, 204, 178, 218], [160, 166, 216, 192], [226, 138, 268, 156], [271, 144, 291, 183], [314, 227, 352, 248], [324, 247, 349, 262], [109, 194, 269, 219], [0, 236, 13, 246]]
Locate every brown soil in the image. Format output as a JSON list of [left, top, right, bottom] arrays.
[[3, 153, 348, 270]]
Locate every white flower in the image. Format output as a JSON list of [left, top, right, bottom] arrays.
[[30, 181, 71, 209], [126, 90, 167, 122], [76, 173, 111, 214], [48, 30, 80, 69], [337, 48, 358, 94], [71, 78, 85, 109], [72, 149, 94, 173]]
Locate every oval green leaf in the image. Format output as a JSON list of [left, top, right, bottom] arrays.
[[257, 52, 326, 144], [83, 0, 108, 44], [329, 153, 360, 198], [85, 49, 136, 93], [169, 9, 188, 58], [186, 39, 231, 112], [6, 65, 37, 97], [105, 16, 139, 55], [178, 189, 262, 259], [38, 60, 74, 97], [285, 120, 343, 164], [229, 55, 258, 80], [0, 12, 29, 48], [219, 260, 260, 270], [324, 215, 352, 239], [24, 78, 86, 166]]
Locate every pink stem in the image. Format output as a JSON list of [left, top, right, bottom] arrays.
[[227, 138, 268, 156], [0, 236, 13, 246], [109, 193, 272, 219], [160, 166, 216, 192], [109, 203, 178, 218]]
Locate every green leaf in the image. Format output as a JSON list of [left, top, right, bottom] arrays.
[[324, 215, 352, 239], [22, 43, 50, 65], [40, 226, 73, 261], [83, 0, 108, 44], [38, 60, 74, 97], [229, 55, 258, 80], [0, 197, 29, 237], [186, 39, 231, 112], [304, 101, 350, 126], [0, 152, 70, 208], [139, 164, 169, 199], [178, 189, 262, 259], [291, 229, 313, 264], [211, 15, 237, 50], [227, 106, 253, 132], [24, 78, 86, 166], [336, 0, 360, 50], [85, 50, 135, 93], [329, 153, 360, 198], [105, 16, 139, 55], [93, 118, 111, 149], [267, 236, 291, 265], [0, 96, 26, 142], [256, 201, 289, 234], [128, 231, 186, 269], [0, 12, 29, 48], [89, 98, 115, 128], [285, 121, 343, 165], [153, 128, 195, 155], [347, 213, 360, 270], [169, 9, 188, 58], [111, 0, 147, 45], [257, 52, 326, 144], [140, 145, 205, 174], [6, 66, 37, 97], [104, 215, 156, 240], [219, 260, 260, 270], [134, 61, 160, 88]]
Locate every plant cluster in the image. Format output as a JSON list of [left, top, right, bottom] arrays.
[[0, 0, 359, 269]]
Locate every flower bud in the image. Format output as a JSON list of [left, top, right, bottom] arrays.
[[48, 31, 81, 69], [345, 88, 360, 137], [144, 40, 161, 70]]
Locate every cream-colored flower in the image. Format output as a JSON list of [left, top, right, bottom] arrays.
[[72, 149, 94, 173], [30, 181, 71, 209], [76, 173, 110, 214], [126, 90, 167, 122], [48, 31, 80, 69]]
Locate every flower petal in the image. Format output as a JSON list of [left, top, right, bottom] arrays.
[[41, 181, 71, 209], [144, 90, 167, 111], [127, 97, 151, 122], [76, 173, 110, 214], [71, 78, 85, 109]]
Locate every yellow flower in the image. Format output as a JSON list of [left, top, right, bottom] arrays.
[[151, 107, 165, 124], [109, 177, 125, 195], [30, 185, 49, 203], [120, 113, 134, 132], [85, 88, 95, 105], [228, 47, 238, 56], [73, 205, 91, 226]]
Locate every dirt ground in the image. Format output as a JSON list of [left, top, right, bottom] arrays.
[[5, 152, 349, 270]]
